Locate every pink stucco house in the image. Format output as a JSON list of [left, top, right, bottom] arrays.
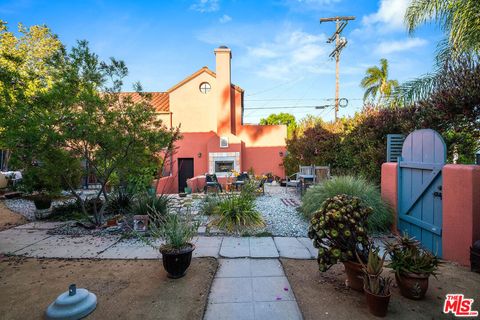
[[135, 46, 287, 193]]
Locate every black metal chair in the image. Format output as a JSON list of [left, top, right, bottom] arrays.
[[204, 174, 222, 193], [257, 177, 266, 195], [233, 172, 249, 191]]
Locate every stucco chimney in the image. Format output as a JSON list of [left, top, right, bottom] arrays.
[[214, 46, 232, 135]]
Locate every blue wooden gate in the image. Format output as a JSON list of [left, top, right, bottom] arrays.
[[397, 129, 446, 257]]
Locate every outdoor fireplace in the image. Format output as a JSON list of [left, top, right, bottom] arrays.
[[215, 160, 234, 173], [208, 152, 240, 176]]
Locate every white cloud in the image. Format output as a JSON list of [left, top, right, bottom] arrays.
[[376, 37, 427, 54], [219, 14, 232, 24], [245, 30, 330, 79], [363, 0, 412, 31], [190, 0, 219, 13], [281, 0, 341, 11]]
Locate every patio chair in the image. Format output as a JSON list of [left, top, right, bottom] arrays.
[[256, 177, 266, 195], [204, 174, 223, 193], [233, 172, 249, 191], [285, 172, 301, 194]]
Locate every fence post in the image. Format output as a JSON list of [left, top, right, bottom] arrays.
[[381, 162, 399, 234], [443, 164, 480, 266]]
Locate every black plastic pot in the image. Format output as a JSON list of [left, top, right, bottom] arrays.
[[470, 240, 480, 273], [33, 197, 52, 210], [160, 243, 195, 279]]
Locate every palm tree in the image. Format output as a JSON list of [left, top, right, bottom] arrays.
[[399, 0, 480, 104], [360, 58, 399, 105], [405, 0, 480, 56]]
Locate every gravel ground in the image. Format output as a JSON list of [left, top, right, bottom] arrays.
[[4, 190, 102, 221], [257, 185, 308, 237], [4, 186, 309, 237]]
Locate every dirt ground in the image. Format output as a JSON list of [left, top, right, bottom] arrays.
[[0, 257, 218, 320], [281, 259, 480, 320], [0, 201, 26, 231]]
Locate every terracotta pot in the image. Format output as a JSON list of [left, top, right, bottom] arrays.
[[160, 243, 195, 279], [343, 261, 364, 292], [364, 287, 391, 317], [395, 272, 429, 300], [106, 218, 117, 227]]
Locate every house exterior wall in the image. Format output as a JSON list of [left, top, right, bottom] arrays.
[[169, 72, 217, 133], [159, 47, 287, 193]]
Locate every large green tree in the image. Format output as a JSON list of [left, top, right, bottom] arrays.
[[1, 22, 180, 225], [0, 20, 64, 170], [360, 58, 399, 105], [259, 112, 296, 138]]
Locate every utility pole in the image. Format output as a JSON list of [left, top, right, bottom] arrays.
[[320, 16, 355, 121]]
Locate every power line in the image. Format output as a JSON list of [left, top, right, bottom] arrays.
[[244, 105, 332, 110], [244, 98, 363, 102]]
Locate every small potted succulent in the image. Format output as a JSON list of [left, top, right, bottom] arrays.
[[147, 209, 199, 278], [308, 194, 372, 291], [358, 245, 392, 317], [385, 234, 440, 300]]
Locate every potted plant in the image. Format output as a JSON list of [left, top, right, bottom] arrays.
[[308, 194, 372, 291], [358, 245, 392, 317], [148, 209, 199, 278], [385, 234, 440, 300]]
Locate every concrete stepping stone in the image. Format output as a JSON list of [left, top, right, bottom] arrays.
[[14, 222, 66, 230], [205, 259, 302, 320], [249, 237, 279, 258], [297, 237, 317, 259], [220, 237, 250, 258], [274, 237, 311, 259], [192, 236, 222, 258], [253, 301, 302, 320]]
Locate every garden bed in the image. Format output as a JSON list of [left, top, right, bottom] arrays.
[[0, 256, 217, 320], [280, 258, 480, 320]]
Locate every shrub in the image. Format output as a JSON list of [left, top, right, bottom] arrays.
[[301, 176, 392, 233], [308, 194, 372, 272], [106, 188, 134, 216], [212, 194, 264, 232], [132, 193, 170, 226], [149, 212, 198, 251], [200, 195, 220, 215]]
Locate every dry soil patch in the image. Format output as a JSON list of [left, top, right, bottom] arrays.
[[0, 256, 217, 320], [281, 258, 480, 319], [0, 201, 27, 231]]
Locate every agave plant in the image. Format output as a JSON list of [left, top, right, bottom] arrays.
[[358, 244, 392, 296], [384, 234, 440, 277], [308, 194, 372, 272]]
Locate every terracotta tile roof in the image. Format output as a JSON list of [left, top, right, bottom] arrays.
[[118, 92, 169, 112]]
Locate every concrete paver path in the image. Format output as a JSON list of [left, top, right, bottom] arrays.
[[0, 222, 317, 260], [204, 259, 302, 320]]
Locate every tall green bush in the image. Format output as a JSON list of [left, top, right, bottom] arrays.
[[301, 176, 393, 233]]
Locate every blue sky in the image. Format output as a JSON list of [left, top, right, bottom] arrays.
[[1, 0, 443, 123]]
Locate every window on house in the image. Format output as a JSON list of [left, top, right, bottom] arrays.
[[199, 82, 211, 94], [220, 136, 229, 148]]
